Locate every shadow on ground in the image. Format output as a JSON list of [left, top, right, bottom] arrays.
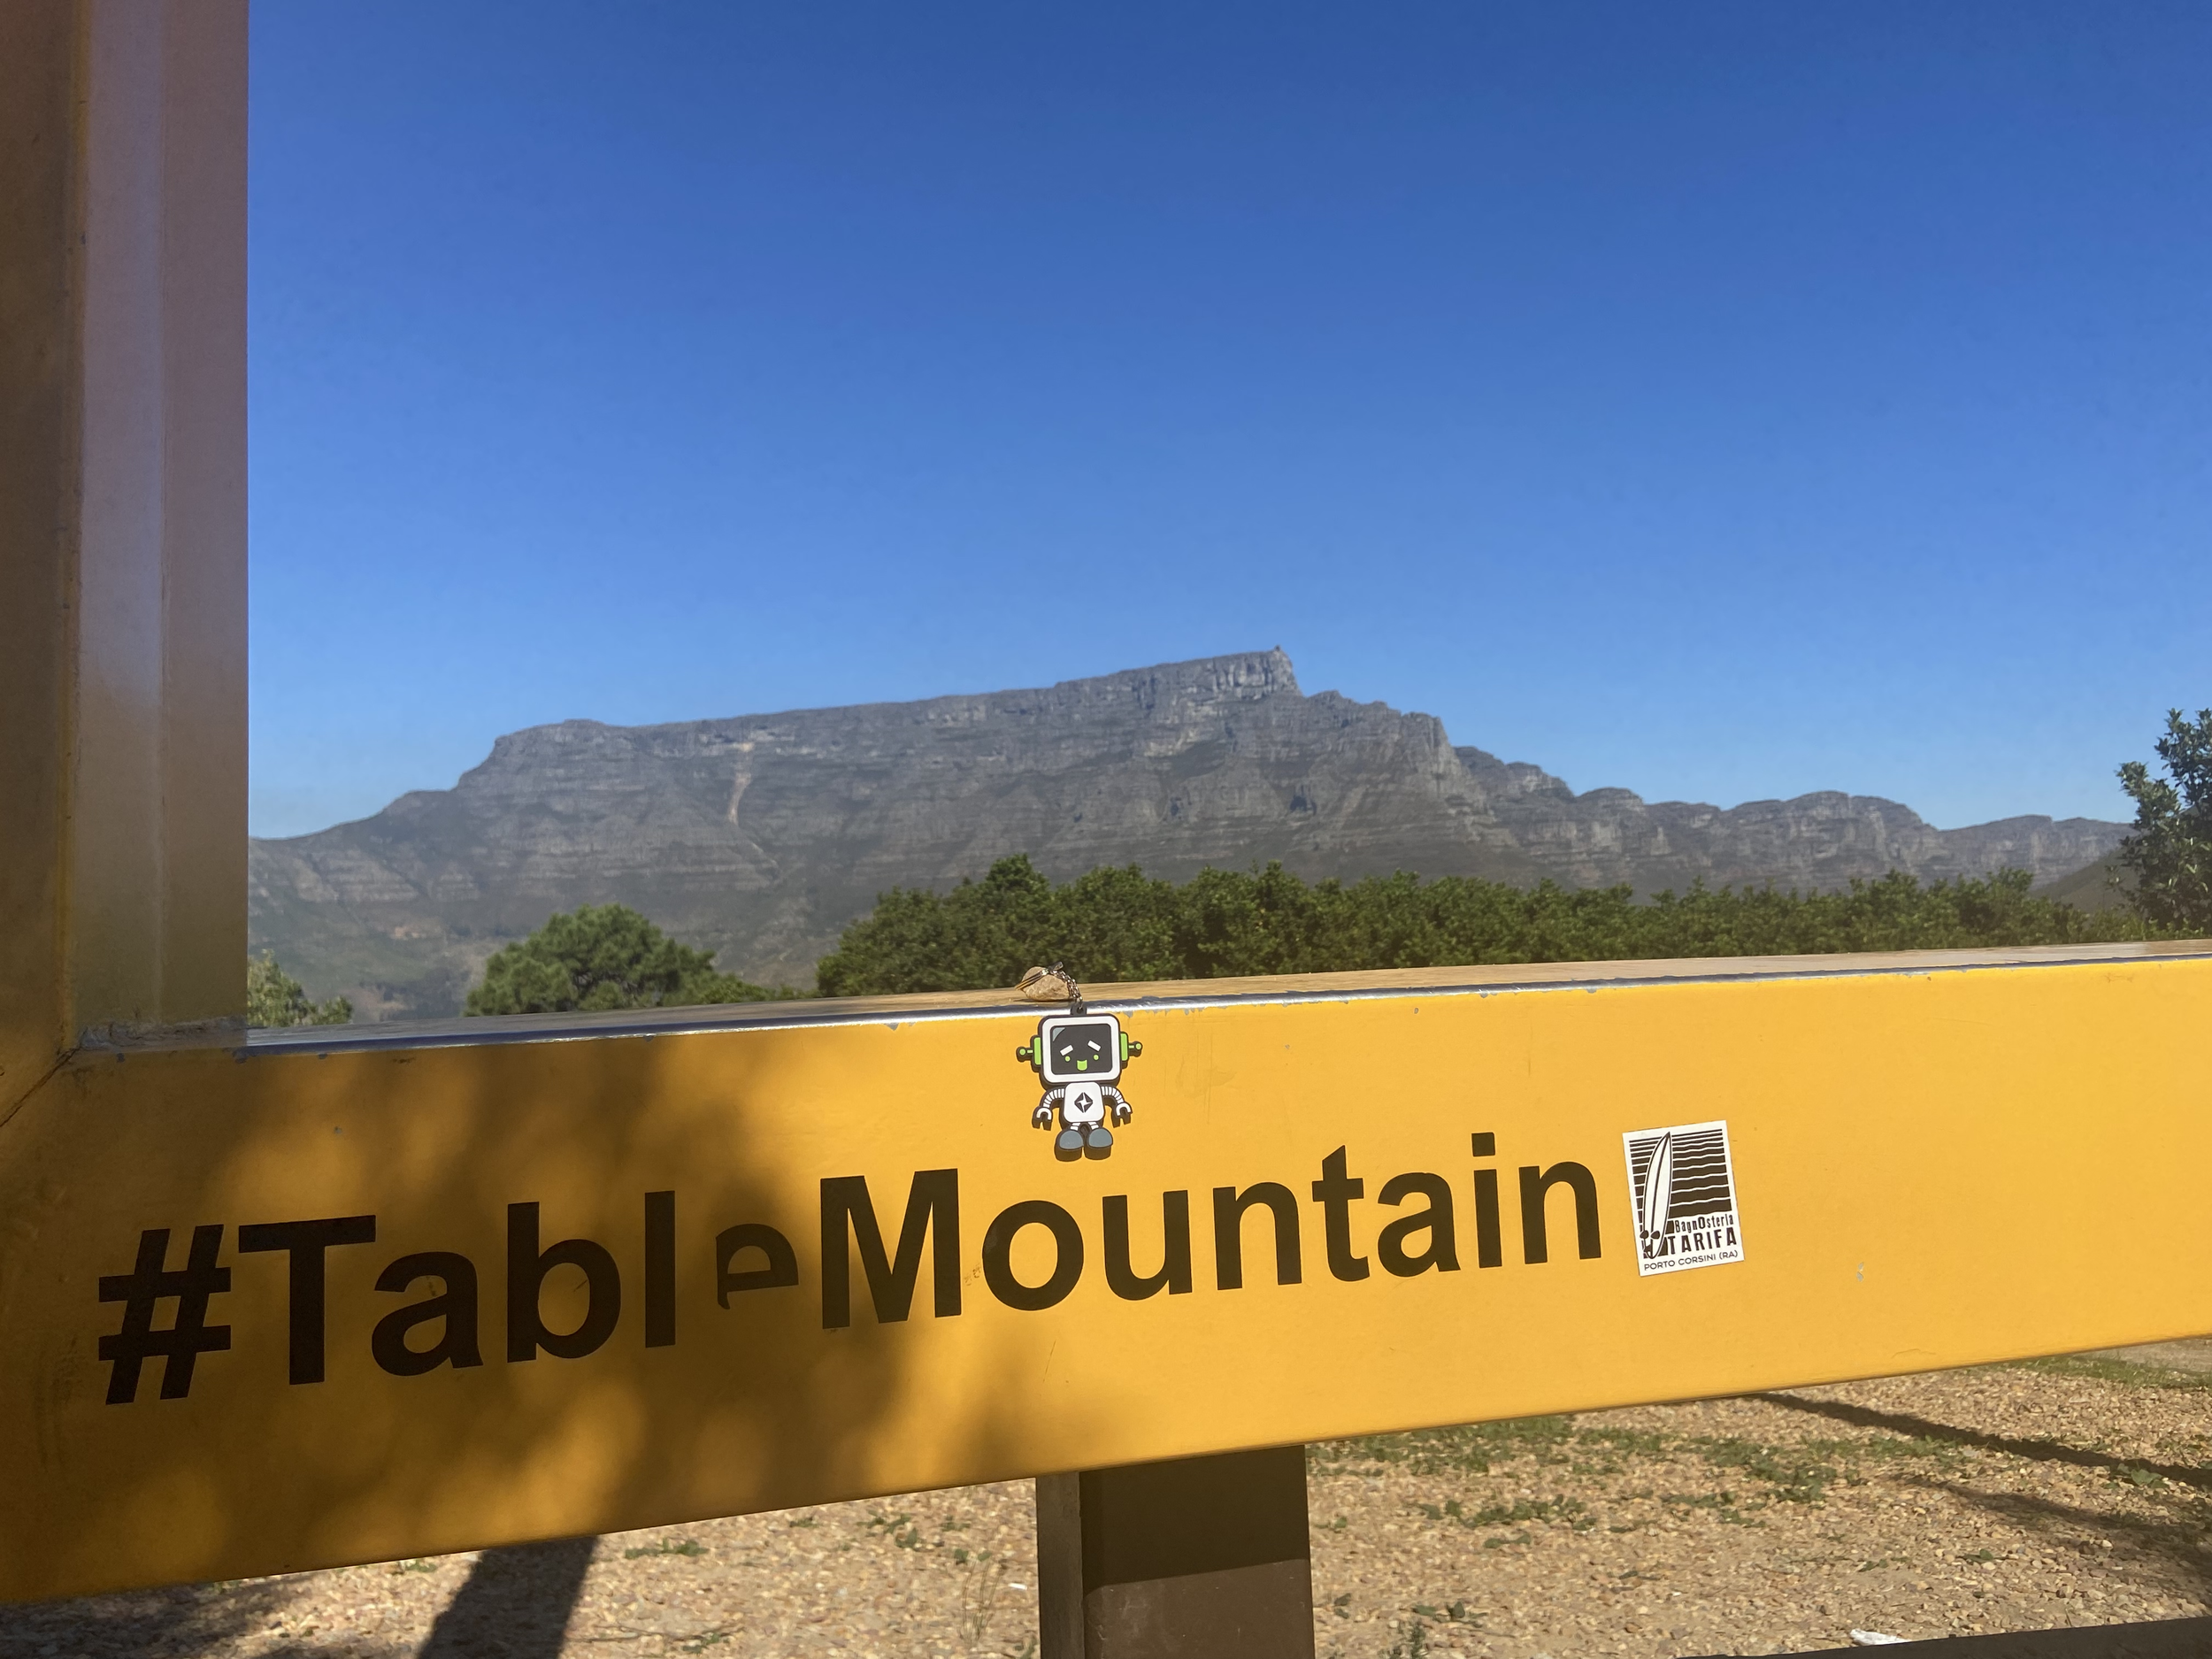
[[1756, 1393, 2212, 1493], [1692, 1613, 2212, 1657], [419, 1538, 597, 1659], [1931, 1482, 2212, 1615], [1754, 1386, 2212, 1658], [0, 1576, 316, 1658], [0, 1536, 597, 1659]]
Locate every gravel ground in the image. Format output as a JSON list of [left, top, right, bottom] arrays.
[[8, 1348, 2212, 1659]]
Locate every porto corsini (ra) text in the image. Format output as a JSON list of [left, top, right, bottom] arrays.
[[95, 1134, 1603, 1403]]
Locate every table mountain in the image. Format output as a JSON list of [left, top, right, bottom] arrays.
[[249, 649, 2127, 1017]]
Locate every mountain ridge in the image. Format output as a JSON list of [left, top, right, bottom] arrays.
[[249, 649, 2127, 1017]]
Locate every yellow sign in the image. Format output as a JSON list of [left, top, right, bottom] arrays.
[[2, 943, 2207, 1601]]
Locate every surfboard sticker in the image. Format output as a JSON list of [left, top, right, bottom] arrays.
[[1623, 1119, 1744, 1277]]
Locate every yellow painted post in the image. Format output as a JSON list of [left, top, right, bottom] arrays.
[[0, 0, 248, 1114]]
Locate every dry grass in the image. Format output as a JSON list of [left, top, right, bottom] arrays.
[[8, 1348, 2212, 1658]]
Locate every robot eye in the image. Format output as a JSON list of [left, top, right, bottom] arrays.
[[1087, 1041, 1102, 1054], [1058, 1045, 1073, 1058]]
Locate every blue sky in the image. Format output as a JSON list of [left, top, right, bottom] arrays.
[[250, 2, 2210, 841]]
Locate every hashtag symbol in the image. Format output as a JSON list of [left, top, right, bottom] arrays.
[[98, 1226, 233, 1404]]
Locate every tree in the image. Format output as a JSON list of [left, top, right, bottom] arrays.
[[466, 903, 778, 1016], [2118, 708, 2212, 933], [814, 855, 2150, 997], [247, 953, 353, 1027]]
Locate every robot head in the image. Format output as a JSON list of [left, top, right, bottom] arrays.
[[1033, 1012, 1128, 1085]]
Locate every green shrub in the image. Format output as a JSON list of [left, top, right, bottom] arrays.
[[2117, 708, 2212, 933], [814, 856, 2149, 997], [466, 903, 779, 1015], [247, 952, 353, 1027]]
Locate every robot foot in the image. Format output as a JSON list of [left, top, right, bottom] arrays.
[[1085, 1125, 1114, 1151], [1056, 1127, 1086, 1153]]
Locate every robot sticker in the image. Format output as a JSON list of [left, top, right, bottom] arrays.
[[1016, 1009, 1141, 1158]]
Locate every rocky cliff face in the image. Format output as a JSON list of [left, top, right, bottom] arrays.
[[249, 649, 2127, 1016], [1455, 746, 2124, 894]]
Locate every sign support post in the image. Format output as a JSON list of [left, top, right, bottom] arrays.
[[1037, 1448, 1316, 1659]]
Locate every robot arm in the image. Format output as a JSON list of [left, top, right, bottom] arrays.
[[1102, 1086, 1132, 1125], [1033, 1087, 1065, 1129]]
